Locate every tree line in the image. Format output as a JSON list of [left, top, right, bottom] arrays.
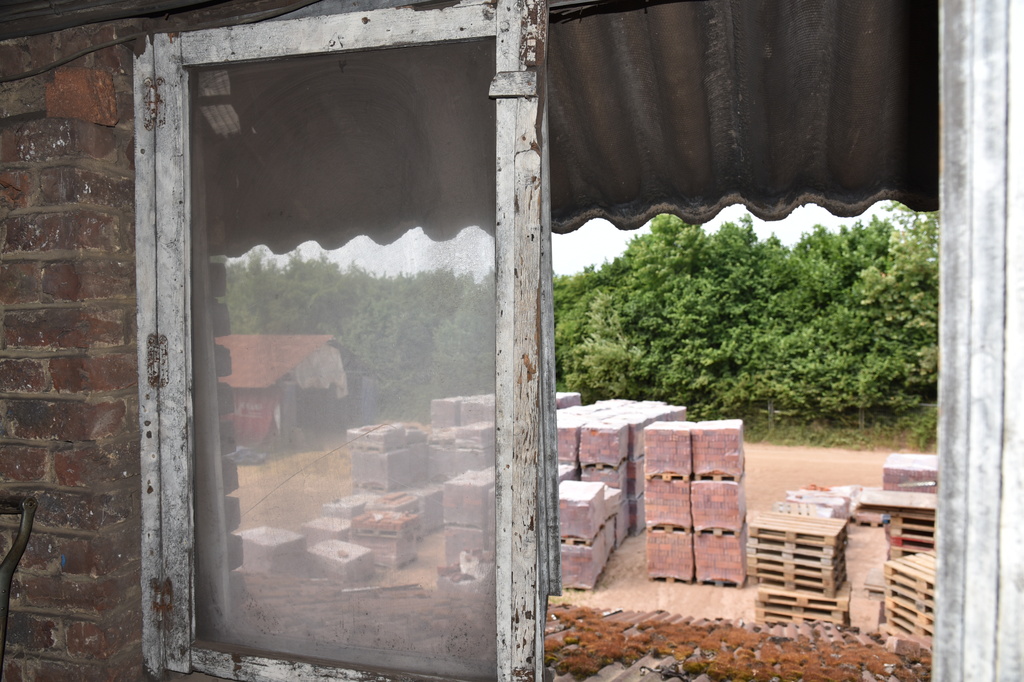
[[553, 205, 938, 424]]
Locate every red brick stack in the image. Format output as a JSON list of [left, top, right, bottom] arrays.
[[643, 419, 747, 585], [579, 421, 629, 491], [351, 511, 420, 568], [348, 424, 429, 491], [442, 468, 496, 567], [427, 394, 496, 480], [559, 480, 618, 589], [883, 454, 938, 494], [690, 420, 747, 586]]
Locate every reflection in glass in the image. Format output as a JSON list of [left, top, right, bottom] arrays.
[[189, 40, 497, 680]]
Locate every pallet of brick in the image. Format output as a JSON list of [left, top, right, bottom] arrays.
[[561, 520, 615, 589], [643, 421, 694, 476], [236, 526, 306, 574], [579, 421, 629, 466], [350, 511, 419, 568], [406, 485, 444, 534], [883, 453, 938, 494], [558, 463, 578, 482], [691, 476, 746, 532], [556, 392, 582, 409], [301, 516, 352, 548], [884, 552, 935, 637], [755, 583, 852, 626], [459, 394, 495, 425], [606, 487, 628, 548], [559, 480, 608, 540], [444, 524, 495, 566], [745, 509, 847, 569], [690, 420, 744, 477], [580, 460, 628, 491], [352, 441, 428, 491], [556, 412, 588, 465], [347, 423, 408, 453], [694, 527, 747, 586], [644, 474, 691, 529], [647, 527, 694, 582], [443, 468, 495, 529], [307, 540, 374, 582], [628, 494, 645, 535], [783, 489, 851, 520], [431, 397, 462, 428]]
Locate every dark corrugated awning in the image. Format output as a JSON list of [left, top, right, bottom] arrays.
[[547, 0, 939, 232]]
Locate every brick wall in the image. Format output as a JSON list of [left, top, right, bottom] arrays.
[[0, 25, 142, 681]]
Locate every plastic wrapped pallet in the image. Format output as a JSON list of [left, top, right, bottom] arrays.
[[643, 421, 695, 476], [690, 420, 744, 477], [555, 392, 582, 409], [644, 476, 692, 529], [784, 489, 851, 520], [647, 527, 694, 581], [883, 453, 938, 494], [558, 480, 608, 540], [561, 522, 614, 589], [579, 421, 629, 465], [694, 526, 747, 585], [691, 478, 746, 532], [556, 412, 588, 465]]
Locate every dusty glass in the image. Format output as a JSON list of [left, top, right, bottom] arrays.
[[189, 39, 498, 680]]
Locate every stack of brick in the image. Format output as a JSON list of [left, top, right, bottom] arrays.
[[556, 392, 582, 409], [348, 424, 428, 491], [427, 394, 496, 480], [644, 421, 695, 581], [442, 468, 495, 568], [883, 454, 938, 494], [350, 511, 420, 568], [690, 420, 747, 586], [559, 480, 618, 589], [556, 411, 588, 478], [642, 419, 748, 585], [748, 511, 851, 626]]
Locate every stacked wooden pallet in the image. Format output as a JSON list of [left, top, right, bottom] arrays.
[[858, 488, 937, 559], [884, 552, 935, 638], [748, 511, 850, 626]]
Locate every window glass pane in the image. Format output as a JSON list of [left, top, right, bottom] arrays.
[[189, 39, 497, 680]]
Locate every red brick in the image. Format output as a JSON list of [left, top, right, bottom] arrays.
[[33, 485, 136, 532], [3, 658, 24, 682], [646, 528, 694, 581], [38, 167, 132, 210], [0, 44, 31, 80], [5, 398, 127, 441], [5, 611, 60, 650], [54, 439, 139, 487], [67, 613, 140, 660], [3, 212, 122, 252], [0, 170, 31, 209], [45, 67, 118, 126], [50, 353, 137, 393], [27, 653, 142, 682], [0, 358, 48, 392], [18, 525, 137, 576], [644, 421, 694, 476], [579, 422, 628, 465], [42, 260, 134, 302], [0, 445, 49, 481], [644, 477, 691, 529], [0, 262, 41, 304], [4, 307, 128, 348], [12, 571, 138, 613], [4, 118, 115, 163]]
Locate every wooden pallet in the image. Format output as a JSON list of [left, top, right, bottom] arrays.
[[889, 535, 935, 559], [755, 584, 851, 627], [747, 537, 843, 565], [748, 560, 847, 597], [884, 552, 935, 637], [748, 512, 848, 548]]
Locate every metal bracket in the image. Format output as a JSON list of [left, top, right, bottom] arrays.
[[142, 76, 165, 131]]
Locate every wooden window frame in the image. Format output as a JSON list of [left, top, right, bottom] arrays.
[[133, 2, 556, 680]]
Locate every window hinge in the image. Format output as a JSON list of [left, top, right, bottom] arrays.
[[147, 333, 169, 388], [143, 77, 165, 131]]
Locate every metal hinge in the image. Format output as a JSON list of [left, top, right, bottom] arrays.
[[142, 77, 165, 131], [147, 333, 169, 388]]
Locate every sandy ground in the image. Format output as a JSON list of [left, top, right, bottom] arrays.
[[551, 443, 892, 633], [230, 440, 895, 633]]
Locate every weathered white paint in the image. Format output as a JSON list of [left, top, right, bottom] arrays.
[[490, 70, 538, 98], [135, 37, 167, 678], [998, 0, 1024, 677], [937, 0, 1022, 679], [193, 647, 455, 682], [180, 1, 496, 65]]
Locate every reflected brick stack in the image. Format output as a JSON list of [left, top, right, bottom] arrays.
[[442, 468, 495, 567], [643, 420, 747, 585]]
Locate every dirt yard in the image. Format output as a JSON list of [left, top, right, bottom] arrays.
[[551, 443, 893, 634]]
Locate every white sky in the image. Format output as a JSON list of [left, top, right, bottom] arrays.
[[551, 201, 889, 276]]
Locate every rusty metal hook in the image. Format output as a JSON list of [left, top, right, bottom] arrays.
[[0, 498, 37, 680]]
